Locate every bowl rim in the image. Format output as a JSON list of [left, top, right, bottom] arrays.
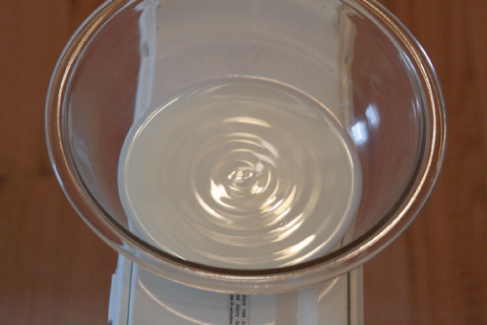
[[45, 0, 446, 293]]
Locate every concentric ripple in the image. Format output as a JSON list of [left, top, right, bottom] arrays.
[[118, 78, 362, 269]]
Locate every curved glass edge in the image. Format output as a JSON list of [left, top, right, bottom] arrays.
[[326, 0, 447, 269], [45, 0, 447, 294], [45, 1, 132, 246]]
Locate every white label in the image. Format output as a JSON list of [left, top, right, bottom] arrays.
[[228, 294, 251, 325]]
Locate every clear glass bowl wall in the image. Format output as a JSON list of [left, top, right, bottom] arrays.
[[46, 0, 446, 293]]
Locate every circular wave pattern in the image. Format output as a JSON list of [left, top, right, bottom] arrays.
[[118, 79, 362, 269]]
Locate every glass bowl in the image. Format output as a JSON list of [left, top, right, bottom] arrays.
[[46, 0, 446, 293]]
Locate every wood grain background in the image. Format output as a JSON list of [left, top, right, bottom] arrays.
[[0, 1, 486, 324]]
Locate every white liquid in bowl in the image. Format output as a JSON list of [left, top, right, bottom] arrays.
[[118, 78, 362, 269]]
